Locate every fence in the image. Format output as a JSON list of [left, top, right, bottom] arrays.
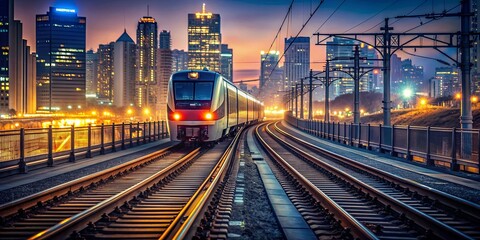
[[0, 121, 169, 174], [285, 112, 479, 174]]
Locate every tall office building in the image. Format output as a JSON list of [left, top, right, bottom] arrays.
[[390, 53, 403, 92], [157, 30, 172, 120], [260, 50, 283, 107], [326, 37, 354, 98], [10, 21, 36, 114], [220, 44, 233, 81], [85, 50, 98, 98], [188, 4, 221, 71], [435, 67, 460, 97], [136, 15, 157, 108], [360, 43, 379, 92], [113, 30, 136, 107], [172, 49, 188, 72], [0, 0, 12, 114], [472, 0, 480, 94], [36, 7, 86, 111], [284, 37, 310, 91], [401, 59, 425, 93], [96, 42, 114, 104]]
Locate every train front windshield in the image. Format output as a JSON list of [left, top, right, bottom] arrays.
[[174, 81, 213, 109]]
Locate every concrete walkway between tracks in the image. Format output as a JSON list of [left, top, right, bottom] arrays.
[[0, 139, 172, 192], [280, 121, 480, 192], [246, 127, 317, 240]]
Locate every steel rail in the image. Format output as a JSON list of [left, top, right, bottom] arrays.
[[29, 147, 201, 240], [274, 121, 480, 223], [255, 122, 379, 240], [0, 143, 179, 219], [162, 127, 244, 240], [267, 122, 473, 240]]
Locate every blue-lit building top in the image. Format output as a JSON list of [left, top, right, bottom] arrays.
[[0, 0, 13, 114], [36, 7, 86, 111]]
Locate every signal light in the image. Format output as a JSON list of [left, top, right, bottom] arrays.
[[173, 113, 181, 120], [205, 112, 213, 120]]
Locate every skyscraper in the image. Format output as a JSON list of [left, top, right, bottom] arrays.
[[472, 0, 480, 94], [113, 30, 136, 107], [172, 49, 188, 72], [284, 37, 310, 91], [188, 4, 221, 71], [401, 59, 424, 93], [260, 50, 283, 107], [10, 21, 36, 114], [0, 0, 12, 114], [157, 30, 172, 120], [136, 15, 157, 108], [220, 44, 233, 81], [435, 67, 460, 97], [85, 50, 98, 98], [97, 42, 115, 104], [36, 7, 86, 111], [326, 37, 355, 98]]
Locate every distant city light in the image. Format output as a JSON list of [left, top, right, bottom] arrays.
[[472, 96, 478, 103], [402, 88, 413, 99], [55, 8, 76, 13], [455, 93, 461, 100]]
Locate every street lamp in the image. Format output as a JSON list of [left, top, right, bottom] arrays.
[[472, 96, 478, 103], [402, 88, 413, 109]]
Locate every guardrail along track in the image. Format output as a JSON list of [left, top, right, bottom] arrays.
[[0, 144, 194, 239], [258, 122, 477, 240], [274, 122, 480, 239]]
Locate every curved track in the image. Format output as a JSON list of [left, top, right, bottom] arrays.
[[255, 122, 480, 240]]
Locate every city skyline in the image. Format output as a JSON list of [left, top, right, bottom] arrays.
[[13, 0, 462, 82]]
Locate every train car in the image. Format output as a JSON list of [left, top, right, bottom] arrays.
[[167, 70, 264, 142]]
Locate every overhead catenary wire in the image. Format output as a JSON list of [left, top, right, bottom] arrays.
[[262, 0, 296, 69], [343, 0, 400, 33], [314, 0, 347, 34], [263, 0, 326, 87], [362, 0, 428, 33], [402, 3, 460, 33]]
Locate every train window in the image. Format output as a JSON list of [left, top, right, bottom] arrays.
[[194, 82, 213, 100], [174, 82, 194, 100]]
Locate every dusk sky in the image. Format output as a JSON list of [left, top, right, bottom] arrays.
[[15, 0, 461, 84]]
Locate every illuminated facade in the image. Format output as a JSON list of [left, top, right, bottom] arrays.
[[172, 49, 188, 72], [434, 67, 459, 97], [188, 4, 221, 71], [157, 30, 172, 120], [473, 0, 480, 94], [260, 50, 283, 107], [113, 30, 136, 107], [0, 0, 12, 114], [401, 59, 424, 93], [285, 37, 310, 91], [220, 44, 233, 81], [85, 50, 98, 97], [135, 16, 157, 108], [97, 42, 115, 104], [10, 21, 36, 114], [36, 7, 86, 111]]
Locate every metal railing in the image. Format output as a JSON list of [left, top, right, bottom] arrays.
[[0, 121, 169, 174], [285, 112, 479, 174]]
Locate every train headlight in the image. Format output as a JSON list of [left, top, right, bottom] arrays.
[[188, 72, 199, 79], [173, 113, 181, 120], [205, 112, 213, 120]]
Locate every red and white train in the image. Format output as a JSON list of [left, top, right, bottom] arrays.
[[167, 70, 264, 142]]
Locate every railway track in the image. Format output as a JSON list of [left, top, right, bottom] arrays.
[[255, 122, 480, 240], [0, 144, 193, 239], [0, 129, 243, 240]]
